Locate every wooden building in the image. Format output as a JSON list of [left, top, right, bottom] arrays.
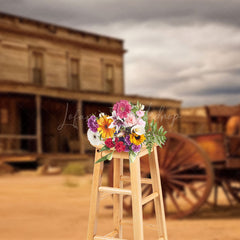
[[0, 12, 181, 164], [180, 105, 240, 135]]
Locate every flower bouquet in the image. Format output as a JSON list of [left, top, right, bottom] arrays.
[[87, 100, 167, 163]]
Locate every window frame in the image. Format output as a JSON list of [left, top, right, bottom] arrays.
[[102, 60, 115, 93], [67, 54, 81, 91], [29, 48, 45, 86]]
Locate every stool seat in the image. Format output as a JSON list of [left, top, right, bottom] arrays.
[[87, 145, 168, 240]]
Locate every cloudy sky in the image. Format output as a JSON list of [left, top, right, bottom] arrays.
[[1, 0, 240, 106]]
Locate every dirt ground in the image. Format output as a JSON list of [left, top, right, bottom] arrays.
[[0, 172, 239, 240]]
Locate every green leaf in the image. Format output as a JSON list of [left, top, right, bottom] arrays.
[[153, 122, 157, 132], [129, 151, 137, 163], [95, 152, 113, 164], [99, 145, 110, 152], [150, 119, 154, 129]]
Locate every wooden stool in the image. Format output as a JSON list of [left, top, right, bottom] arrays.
[[87, 145, 168, 240]]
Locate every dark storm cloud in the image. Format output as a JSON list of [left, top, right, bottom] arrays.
[[1, 0, 240, 28], [180, 84, 240, 96], [0, 0, 240, 106]]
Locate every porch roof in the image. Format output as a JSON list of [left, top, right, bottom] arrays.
[[0, 80, 182, 109]]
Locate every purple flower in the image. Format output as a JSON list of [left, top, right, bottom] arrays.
[[87, 115, 99, 132], [132, 144, 141, 153], [124, 145, 130, 152], [125, 135, 131, 146]]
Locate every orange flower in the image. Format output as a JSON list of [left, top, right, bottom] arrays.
[[97, 115, 115, 139]]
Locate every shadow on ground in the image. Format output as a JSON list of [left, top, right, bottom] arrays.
[[187, 204, 240, 219]]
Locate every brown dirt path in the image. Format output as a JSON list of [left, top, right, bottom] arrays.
[[0, 172, 239, 240]]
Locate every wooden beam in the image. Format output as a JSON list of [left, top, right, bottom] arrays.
[[77, 100, 85, 154], [0, 134, 37, 139], [0, 81, 182, 109], [142, 192, 158, 206], [120, 175, 152, 184], [98, 186, 132, 196], [36, 95, 42, 154]]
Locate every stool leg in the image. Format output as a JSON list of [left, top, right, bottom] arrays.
[[113, 158, 123, 238], [130, 156, 144, 240], [87, 150, 104, 240], [149, 146, 168, 240]]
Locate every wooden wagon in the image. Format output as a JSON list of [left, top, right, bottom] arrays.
[[108, 105, 240, 218]]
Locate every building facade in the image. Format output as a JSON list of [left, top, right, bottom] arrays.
[[0, 12, 181, 164]]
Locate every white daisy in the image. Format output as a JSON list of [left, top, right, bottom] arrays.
[[131, 125, 145, 135], [87, 129, 102, 146]]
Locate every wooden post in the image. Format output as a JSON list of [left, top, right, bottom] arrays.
[[36, 95, 42, 154], [130, 157, 144, 240], [77, 100, 85, 154], [87, 150, 104, 240], [113, 158, 123, 238], [149, 146, 168, 240]]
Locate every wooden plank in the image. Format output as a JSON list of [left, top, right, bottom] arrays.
[[0, 134, 37, 139], [94, 236, 127, 240], [149, 146, 168, 240], [77, 100, 85, 154], [0, 155, 37, 163], [113, 158, 123, 238], [104, 230, 118, 238], [98, 186, 131, 196], [0, 81, 182, 109], [36, 95, 42, 154], [226, 158, 240, 168], [130, 156, 144, 240], [120, 175, 152, 184], [142, 192, 158, 206], [87, 150, 104, 240]]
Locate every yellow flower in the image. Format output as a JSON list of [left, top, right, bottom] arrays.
[[97, 115, 115, 139], [130, 133, 146, 145]]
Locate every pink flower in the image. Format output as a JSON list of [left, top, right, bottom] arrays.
[[125, 113, 137, 127], [137, 118, 146, 127], [113, 100, 132, 119], [136, 110, 145, 117]]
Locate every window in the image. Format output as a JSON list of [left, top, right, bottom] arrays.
[[104, 64, 114, 93], [70, 58, 80, 90], [32, 52, 43, 85]]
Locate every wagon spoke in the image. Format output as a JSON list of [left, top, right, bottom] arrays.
[[171, 174, 207, 180], [164, 141, 185, 169], [170, 163, 200, 174], [168, 191, 182, 212], [168, 182, 195, 206], [169, 178, 201, 192], [160, 138, 171, 167], [223, 180, 240, 203], [169, 149, 198, 170], [194, 183, 206, 191], [168, 178, 189, 188]]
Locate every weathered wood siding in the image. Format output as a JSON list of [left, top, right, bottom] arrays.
[[0, 13, 124, 94]]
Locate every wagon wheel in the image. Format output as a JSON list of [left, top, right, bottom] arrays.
[[108, 132, 214, 218], [224, 178, 240, 203]]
